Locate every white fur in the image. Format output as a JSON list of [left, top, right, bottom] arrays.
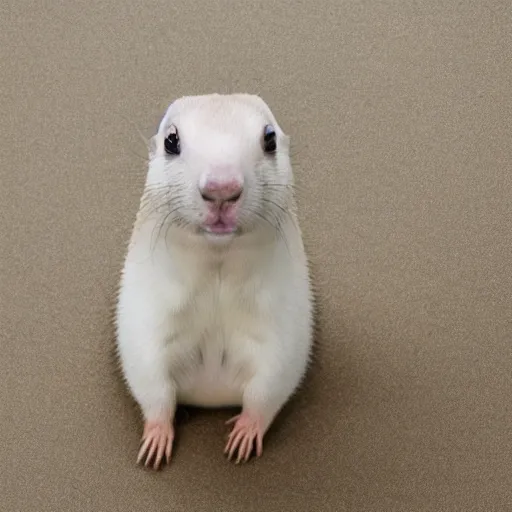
[[115, 94, 313, 434]]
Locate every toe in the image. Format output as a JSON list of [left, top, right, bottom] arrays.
[[165, 435, 173, 463], [154, 435, 167, 470], [227, 430, 246, 460], [145, 437, 158, 467], [255, 431, 263, 457], [235, 437, 246, 464], [243, 436, 254, 462], [137, 436, 152, 464], [237, 435, 251, 464], [225, 429, 238, 455]]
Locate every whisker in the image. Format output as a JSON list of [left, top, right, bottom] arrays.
[[150, 205, 183, 253], [261, 197, 289, 216], [241, 203, 292, 259]]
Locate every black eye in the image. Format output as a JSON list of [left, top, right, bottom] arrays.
[[164, 125, 180, 155], [263, 124, 276, 154]]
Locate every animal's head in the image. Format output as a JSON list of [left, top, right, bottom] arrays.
[[144, 94, 294, 242]]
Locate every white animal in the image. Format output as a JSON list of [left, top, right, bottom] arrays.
[[115, 93, 313, 469]]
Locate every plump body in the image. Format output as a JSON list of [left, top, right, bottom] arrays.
[[115, 94, 313, 467]]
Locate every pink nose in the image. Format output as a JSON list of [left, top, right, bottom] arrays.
[[199, 178, 243, 203]]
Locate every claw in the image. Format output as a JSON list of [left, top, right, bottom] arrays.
[[145, 438, 158, 467], [137, 436, 152, 464]]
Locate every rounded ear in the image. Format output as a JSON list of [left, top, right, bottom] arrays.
[[157, 100, 176, 135], [150, 100, 177, 158]]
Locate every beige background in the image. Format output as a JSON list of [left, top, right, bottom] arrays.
[[1, 1, 511, 511]]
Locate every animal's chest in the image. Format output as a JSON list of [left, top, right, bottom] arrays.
[[166, 275, 262, 407]]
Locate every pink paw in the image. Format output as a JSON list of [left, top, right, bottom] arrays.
[[224, 412, 264, 463], [137, 420, 174, 470]]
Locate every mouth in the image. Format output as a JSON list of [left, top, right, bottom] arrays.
[[202, 220, 238, 236]]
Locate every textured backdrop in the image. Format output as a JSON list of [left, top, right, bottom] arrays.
[[1, 1, 511, 511]]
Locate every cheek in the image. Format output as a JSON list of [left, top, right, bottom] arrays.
[[146, 161, 175, 190], [239, 186, 260, 213]]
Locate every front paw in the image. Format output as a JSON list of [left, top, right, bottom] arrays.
[[137, 420, 174, 470], [224, 412, 264, 463]]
